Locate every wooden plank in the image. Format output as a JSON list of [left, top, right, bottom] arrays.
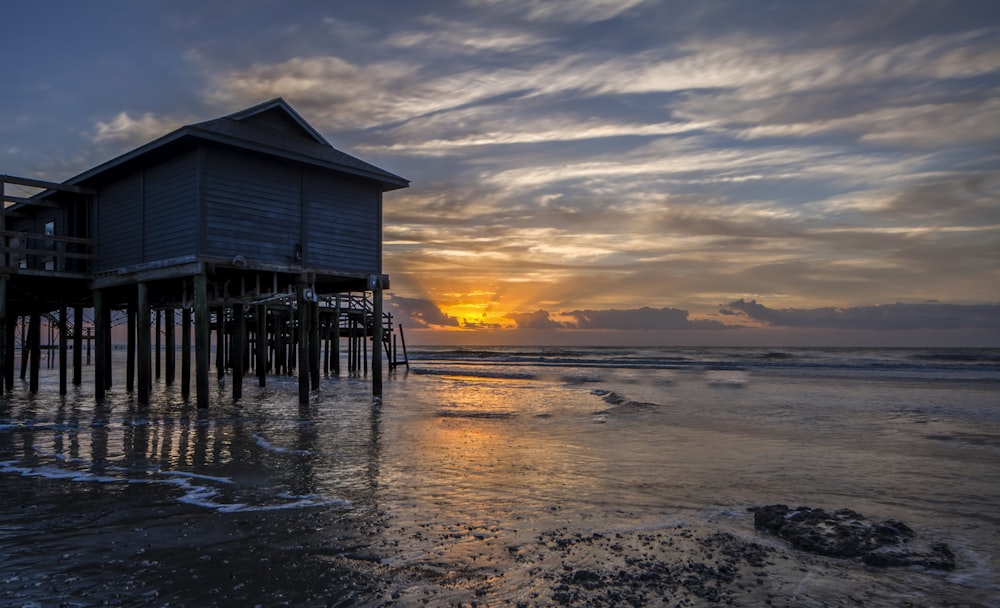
[[95, 173, 142, 273], [1, 174, 97, 195], [0, 230, 96, 245], [0, 245, 97, 260], [2, 195, 62, 208]]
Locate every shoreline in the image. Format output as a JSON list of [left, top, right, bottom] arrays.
[[2, 475, 990, 607]]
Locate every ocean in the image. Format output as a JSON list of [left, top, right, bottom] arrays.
[[2, 346, 998, 606]]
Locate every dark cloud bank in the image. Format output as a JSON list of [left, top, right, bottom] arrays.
[[721, 299, 1000, 331], [390, 296, 999, 337]]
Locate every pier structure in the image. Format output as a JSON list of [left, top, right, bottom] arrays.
[[1, 98, 409, 406]]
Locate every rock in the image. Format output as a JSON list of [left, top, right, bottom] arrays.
[[863, 542, 956, 570], [749, 504, 954, 570]]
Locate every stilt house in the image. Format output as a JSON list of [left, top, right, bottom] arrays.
[[1, 98, 409, 406]]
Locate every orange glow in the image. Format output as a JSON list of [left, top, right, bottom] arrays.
[[437, 296, 518, 330]]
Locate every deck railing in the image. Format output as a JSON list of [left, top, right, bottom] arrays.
[[0, 229, 96, 273], [2, 175, 96, 274]]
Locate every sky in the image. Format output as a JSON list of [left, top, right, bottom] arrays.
[[3, 0, 999, 346]]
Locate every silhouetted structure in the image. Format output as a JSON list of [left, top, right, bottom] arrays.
[[2, 98, 409, 406]]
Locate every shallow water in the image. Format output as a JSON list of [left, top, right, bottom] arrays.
[[2, 347, 999, 605]]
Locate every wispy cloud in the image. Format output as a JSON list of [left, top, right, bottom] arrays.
[[6, 0, 997, 345], [90, 111, 186, 145], [466, 0, 655, 23]]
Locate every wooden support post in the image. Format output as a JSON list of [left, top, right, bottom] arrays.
[[297, 279, 310, 405], [20, 316, 28, 381], [73, 305, 83, 386], [155, 309, 161, 381], [232, 303, 244, 401], [137, 283, 151, 405], [59, 303, 68, 395], [333, 295, 341, 376], [4, 310, 15, 391], [399, 324, 410, 370], [165, 308, 175, 385], [181, 307, 191, 399], [256, 304, 267, 387], [323, 315, 331, 376], [0, 277, 5, 394], [276, 313, 285, 375], [372, 280, 383, 398], [94, 290, 106, 401], [289, 309, 297, 373], [309, 299, 320, 391], [362, 311, 368, 376], [104, 304, 112, 389], [28, 309, 40, 393], [194, 273, 210, 408], [126, 299, 136, 392], [215, 307, 225, 382]]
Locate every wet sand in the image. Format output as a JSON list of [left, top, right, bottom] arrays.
[[2, 475, 988, 607]]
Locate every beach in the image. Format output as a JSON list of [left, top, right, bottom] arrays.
[[2, 346, 998, 606]]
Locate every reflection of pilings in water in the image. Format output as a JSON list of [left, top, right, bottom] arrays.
[[293, 403, 320, 497], [90, 403, 110, 473], [368, 400, 382, 500]]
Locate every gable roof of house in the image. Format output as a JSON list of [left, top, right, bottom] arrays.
[[66, 98, 409, 191]]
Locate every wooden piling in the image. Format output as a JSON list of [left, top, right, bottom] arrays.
[[59, 304, 68, 395], [333, 295, 341, 376], [297, 279, 310, 405], [103, 304, 112, 389], [137, 282, 151, 405], [0, 277, 5, 394], [165, 308, 175, 385], [256, 304, 267, 387], [155, 309, 161, 381], [215, 307, 225, 382], [126, 299, 136, 392], [372, 280, 383, 398], [29, 310, 40, 393], [181, 307, 191, 399], [73, 305, 83, 386], [194, 273, 210, 408], [20, 317, 28, 382], [94, 290, 106, 401], [309, 299, 320, 391], [4, 309, 15, 392], [398, 324, 410, 370], [232, 303, 244, 401]]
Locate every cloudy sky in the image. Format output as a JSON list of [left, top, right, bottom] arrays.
[[4, 0, 999, 346]]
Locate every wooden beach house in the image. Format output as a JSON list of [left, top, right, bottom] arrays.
[[1, 98, 409, 406]]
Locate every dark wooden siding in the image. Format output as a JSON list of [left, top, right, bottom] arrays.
[[143, 151, 199, 262], [95, 172, 143, 272], [203, 148, 301, 264], [304, 171, 381, 273]]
